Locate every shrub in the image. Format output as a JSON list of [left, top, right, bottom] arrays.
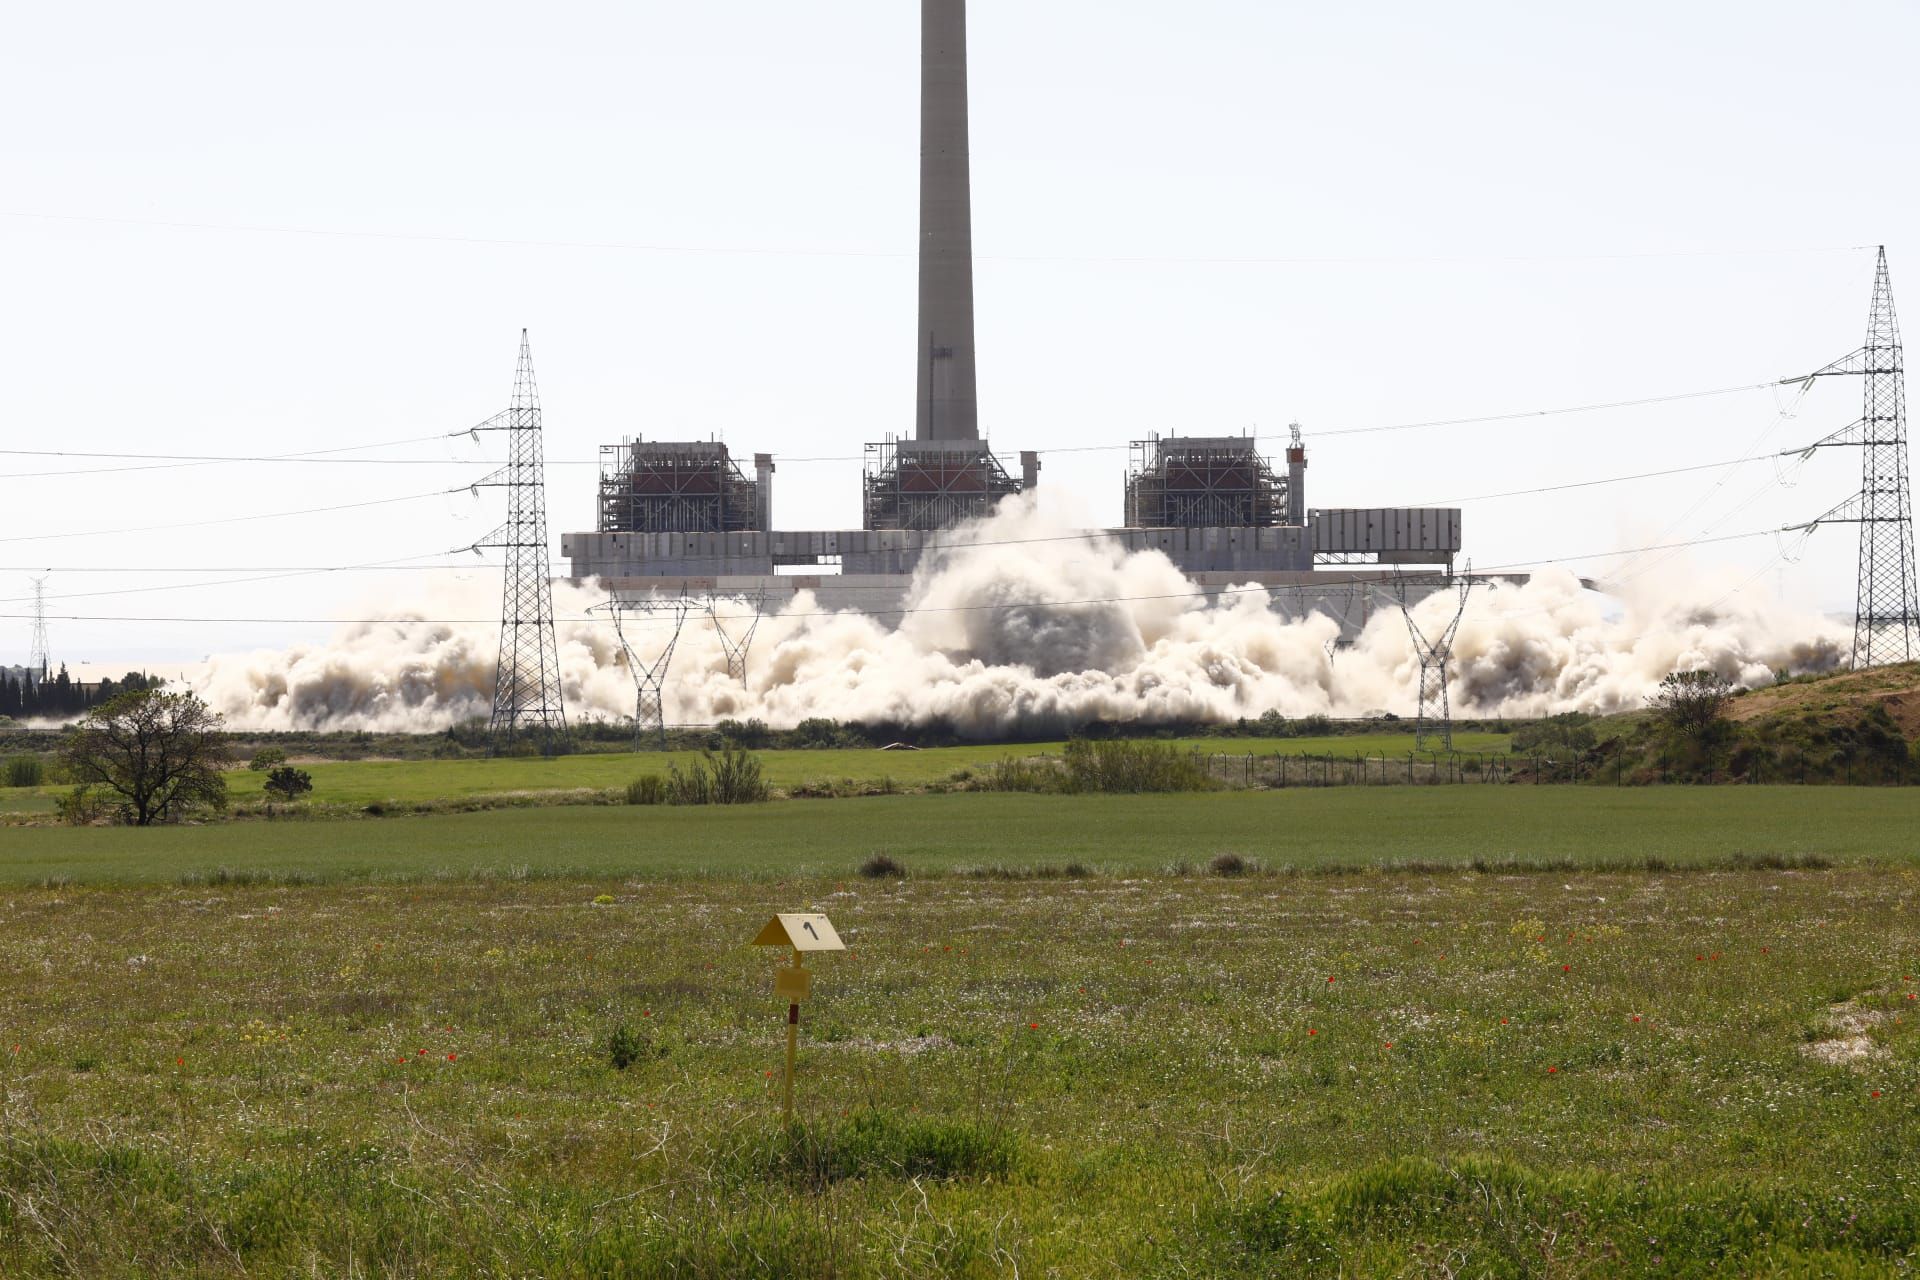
[[1063, 739, 1213, 793], [3, 755, 45, 788], [56, 785, 105, 826], [666, 748, 770, 805], [976, 756, 1066, 793], [625, 774, 668, 806], [859, 853, 906, 879], [1209, 852, 1252, 876], [247, 747, 288, 772], [262, 766, 313, 804], [608, 1023, 649, 1071]]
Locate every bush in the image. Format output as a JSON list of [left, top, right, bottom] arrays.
[[625, 774, 668, 806], [3, 755, 45, 788], [859, 853, 906, 879], [666, 748, 770, 805], [1063, 739, 1213, 793], [1209, 852, 1252, 876], [608, 1023, 650, 1071], [247, 747, 288, 772], [56, 785, 106, 826], [262, 766, 313, 804]]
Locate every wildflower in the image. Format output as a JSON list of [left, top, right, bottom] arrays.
[[1500, 1018, 1509, 1025], [1308, 1028, 1317, 1036], [447, 1053, 456, 1062], [1326, 976, 1335, 984], [1873, 1090, 1882, 1098], [1548, 1066, 1558, 1074], [1383, 1042, 1393, 1050], [1562, 965, 1570, 973], [1029, 1023, 1039, 1030], [176, 1057, 184, 1066], [417, 1049, 426, 1056], [1631, 1015, 1642, 1023]]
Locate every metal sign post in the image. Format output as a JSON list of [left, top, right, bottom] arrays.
[[751, 913, 844, 1122]]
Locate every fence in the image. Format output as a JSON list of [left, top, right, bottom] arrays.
[[1196, 752, 1513, 788]]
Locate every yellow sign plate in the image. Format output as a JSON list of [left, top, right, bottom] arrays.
[[752, 913, 846, 953], [774, 966, 814, 1001]]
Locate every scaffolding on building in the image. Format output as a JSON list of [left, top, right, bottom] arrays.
[[598, 439, 764, 534], [862, 439, 1023, 531], [1123, 435, 1286, 529]]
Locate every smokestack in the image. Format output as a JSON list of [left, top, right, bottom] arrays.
[[915, 0, 979, 442], [1285, 423, 1308, 525], [754, 453, 775, 530]]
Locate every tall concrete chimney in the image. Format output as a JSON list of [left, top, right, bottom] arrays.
[[915, 0, 979, 441]]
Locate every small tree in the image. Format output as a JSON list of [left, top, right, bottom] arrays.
[[263, 766, 314, 805], [248, 747, 288, 772], [61, 689, 230, 826], [1649, 669, 1736, 741]]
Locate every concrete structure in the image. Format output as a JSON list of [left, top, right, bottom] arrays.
[[916, 0, 978, 443], [558, 0, 1471, 644]]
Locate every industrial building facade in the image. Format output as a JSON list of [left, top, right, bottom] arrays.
[[560, 0, 1462, 632]]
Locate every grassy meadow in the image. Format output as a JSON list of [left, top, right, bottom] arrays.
[[0, 787, 1917, 886], [0, 732, 1515, 819], [0, 866, 1915, 1276]]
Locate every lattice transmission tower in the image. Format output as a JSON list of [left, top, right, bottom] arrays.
[[709, 589, 766, 685], [599, 594, 694, 750], [28, 575, 50, 683], [1791, 248, 1918, 668], [1395, 569, 1474, 751], [474, 331, 570, 754]]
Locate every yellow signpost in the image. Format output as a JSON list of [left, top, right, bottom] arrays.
[[751, 912, 845, 1121]]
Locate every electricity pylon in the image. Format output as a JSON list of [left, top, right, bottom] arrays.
[[28, 575, 50, 683], [473, 331, 570, 754], [599, 594, 694, 750], [1786, 247, 1918, 668], [1396, 568, 1474, 752], [709, 589, 766, 685]]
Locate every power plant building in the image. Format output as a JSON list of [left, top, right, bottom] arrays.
[[562, 0, 1460, 632]]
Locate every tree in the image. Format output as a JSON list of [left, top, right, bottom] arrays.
[[61, 690, 230, 826], [262, 766, 313, 805], [1649, 669, 1735, 740], [249, 747, 288, 772]]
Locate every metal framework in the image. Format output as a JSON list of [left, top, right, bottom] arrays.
[[709, 589, 765, 685], [473, 332, 570, 755], [28, 575, 50, 683], [862, 439, 1022, 531], [1123, 435, 1285, 529], [601, 595, 694, 749], [598, 439, 763, 533], [1789, 247, 1918, 668], [1396, 569, 1474, 751]]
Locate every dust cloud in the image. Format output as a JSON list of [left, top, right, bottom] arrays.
[[189, 498, 1847, 736]]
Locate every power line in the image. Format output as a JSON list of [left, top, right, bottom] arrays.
[[0, 377, 1794, 477], [0, 486, 466, 544], [0, 210, 1872, 267], [0, 522, 1794, 629]]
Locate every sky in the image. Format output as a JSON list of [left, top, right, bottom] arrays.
[[1, 0, 1915, 668]]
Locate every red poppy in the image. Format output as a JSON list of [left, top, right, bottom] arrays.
[[1631, 1015, 1642, 1023], [1548, 1066, 1558, 1074], [1500, 1018, 1509, 1025], [1383, 1042, 1393, 1049], [1308, 1028, 1317, 1036], [176, 1057, 184, 1066], [447, 1053, 456, 1062], [1029, 1022, 1039, 1030], [417, 1049, 426, 1056], [1873, 1090, 1882, 1098], [1695, 955, 1704, 962], [1326, 976, 1335, 984], [643, 1010, 652, 1017], [1562, 965, 1570, 972]]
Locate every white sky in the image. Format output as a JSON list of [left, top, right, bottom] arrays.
[[1, 0, 1915, 667]]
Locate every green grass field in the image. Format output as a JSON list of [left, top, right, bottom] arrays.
[[0, 732, 1513, 818], [0, 787, 1916, 886], [0, 866, 1914, 1276]]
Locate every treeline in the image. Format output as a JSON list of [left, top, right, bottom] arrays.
[[0, 668, 160, 722]]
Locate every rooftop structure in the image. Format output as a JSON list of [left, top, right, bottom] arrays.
[[598, 440, 772, 535]]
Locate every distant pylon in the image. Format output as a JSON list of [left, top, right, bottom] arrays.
[[600, 594, 693, 750], [1396, 568, 1474, 752], [474, 331, 570, 754], [1787, 247, 1918, 668], [28, 575, 50, 683], [709, 589, 766, 685]]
